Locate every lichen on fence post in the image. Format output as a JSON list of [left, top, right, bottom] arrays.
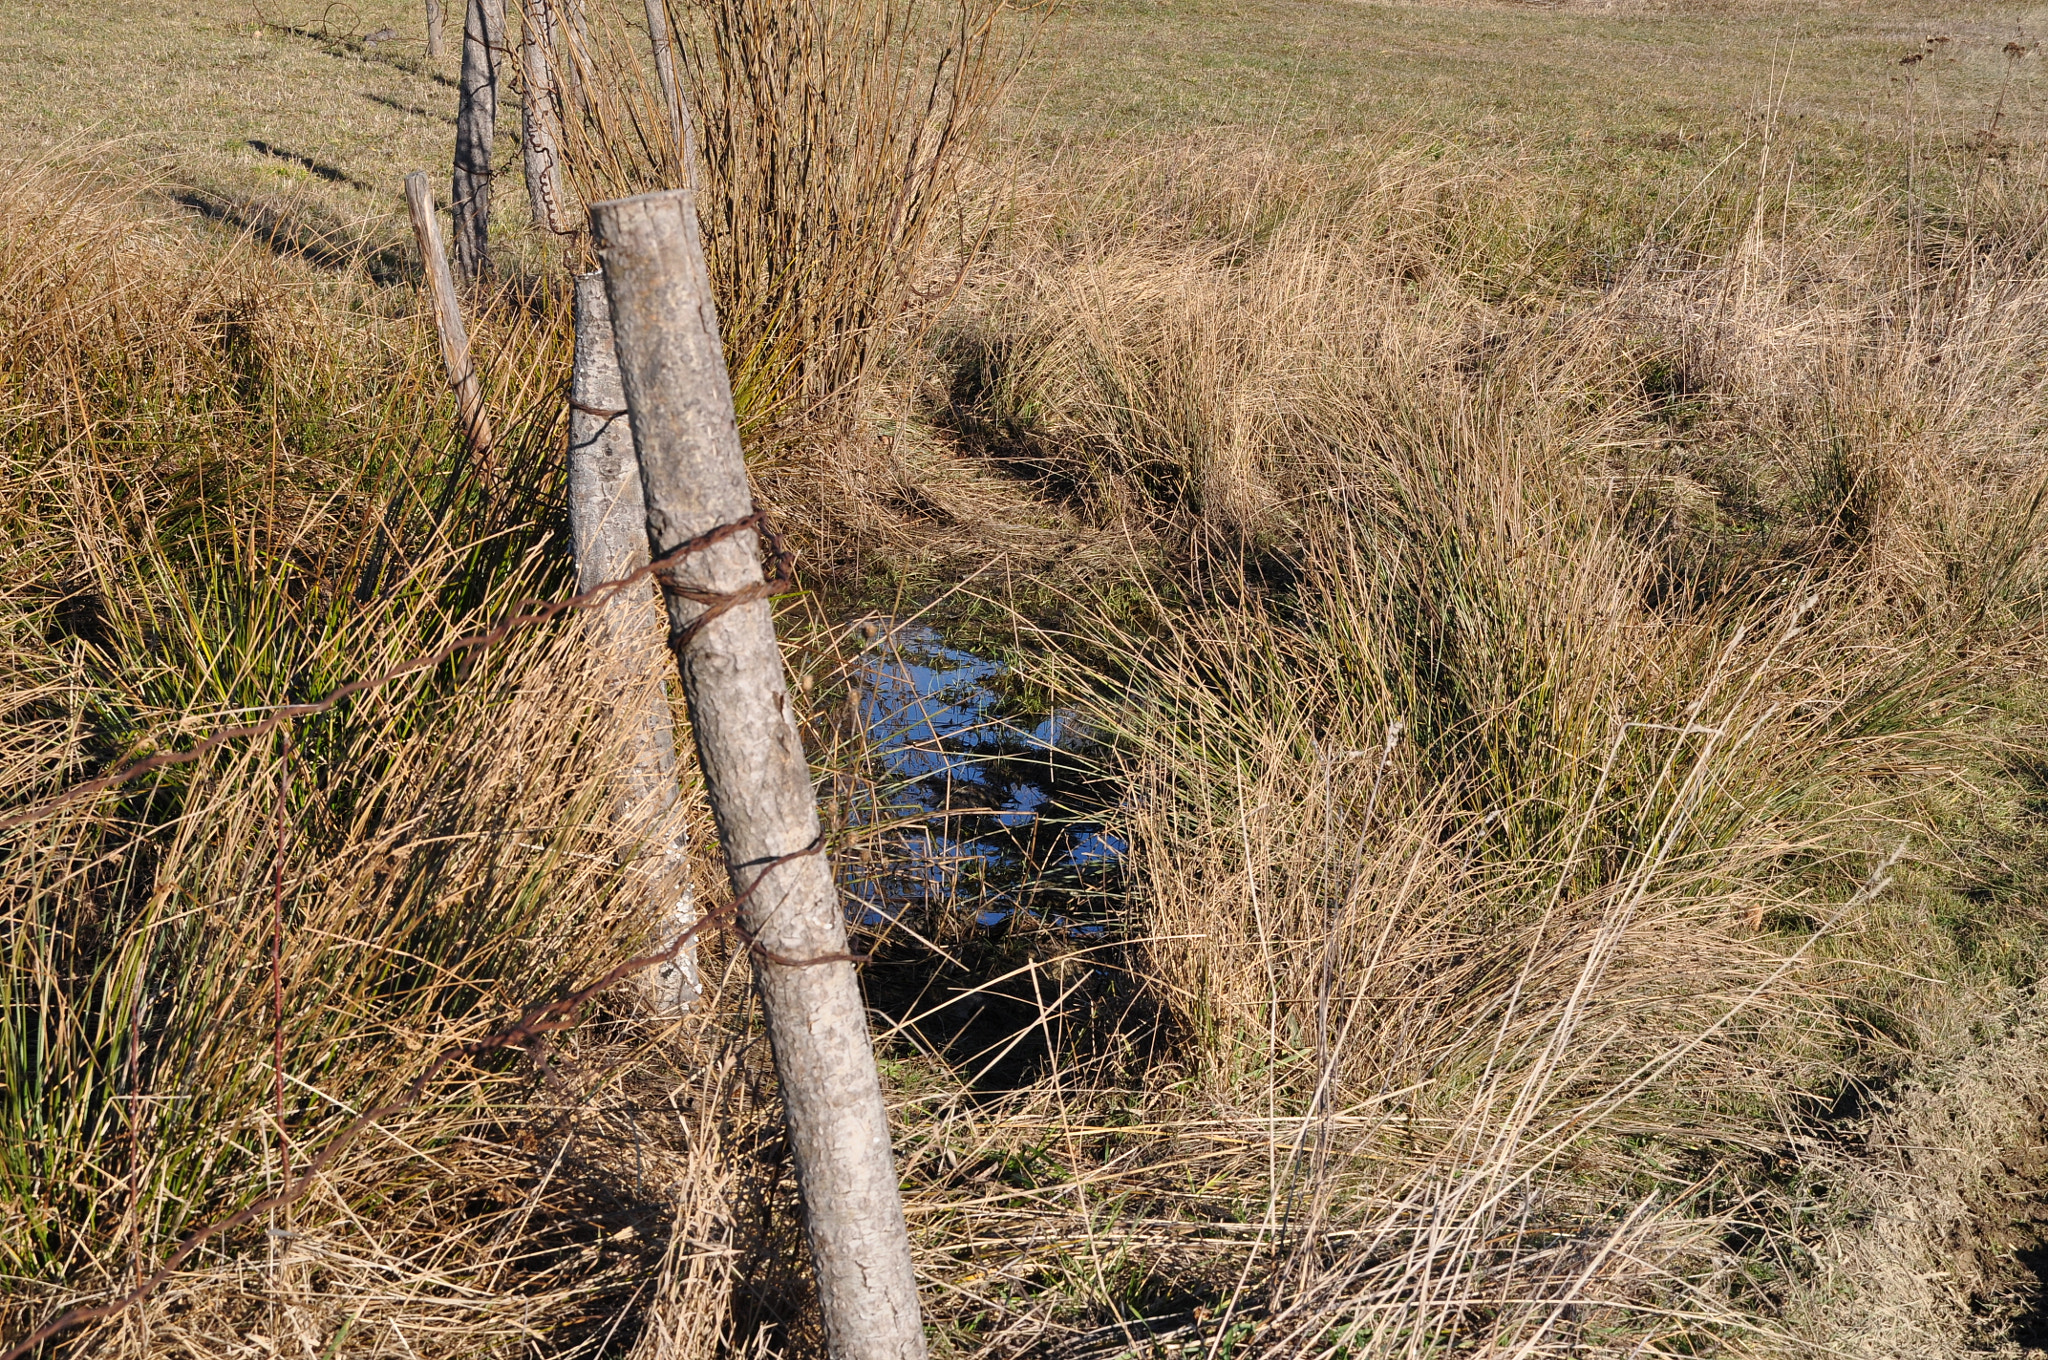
[[519, 0, 572, 235]]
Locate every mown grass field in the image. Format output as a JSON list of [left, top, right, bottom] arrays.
[[4, 0, 2048, 1357]]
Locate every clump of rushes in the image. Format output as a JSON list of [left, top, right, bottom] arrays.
[[0, 155, 763, 1357], [1038, 466, 1965, 1352]]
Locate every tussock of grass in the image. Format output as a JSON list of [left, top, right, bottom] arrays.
[[0, 155, 743, 1356], [906, 129, 2047, 1353], [538, 0, 1010, 425]]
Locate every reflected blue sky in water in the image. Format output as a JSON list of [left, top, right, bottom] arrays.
[[844, 625, 1121, 933]]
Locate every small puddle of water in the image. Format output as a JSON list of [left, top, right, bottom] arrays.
[[842, 624, 1123, 935]]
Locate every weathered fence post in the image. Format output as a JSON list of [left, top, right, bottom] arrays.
[[569, 273, 697, 1011], [562, 0, 591, 118], [591, 189, 927, 1360], [642, 0, 686, 153], [452, 0, 505, 280], [403, 172, 495, 463], [519, 0, 572, 235], [425, 0, 445, 59]]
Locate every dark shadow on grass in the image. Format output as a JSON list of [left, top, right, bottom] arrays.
[[257, 11, 458, 87], [360, 90, 454, 123], [172, 186, 415, 286], [860, 924, 1158, 1100], [246, 139, 376, 192]]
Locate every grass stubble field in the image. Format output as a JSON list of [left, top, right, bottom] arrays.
[[5, 0, 2048, 1356]]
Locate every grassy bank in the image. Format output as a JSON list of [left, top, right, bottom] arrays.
[[3, 1, 2048, 1357]]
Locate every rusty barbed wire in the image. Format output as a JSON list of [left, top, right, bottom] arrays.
[[662, 519, 796, 651], [0, 504, 823, 1358], [0, 510, 783, 835]]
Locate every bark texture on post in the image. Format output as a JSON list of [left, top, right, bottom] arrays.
[[425, 0, 444, 58], [642, 0, 686, 153], [451, 0, 505, 281], [569, 273, 697, 1012], [518, 0, 572, 234], [403, 172, 495, 463], [591, 189, 926, 1360]]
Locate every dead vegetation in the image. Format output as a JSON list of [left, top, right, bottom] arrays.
[[3, 3, 2048, 1359]]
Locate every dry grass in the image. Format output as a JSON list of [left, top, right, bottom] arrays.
[[0, 155, 679, 1355], [1793, 979, 2048, 1357], [905, 110, 2048, 1353], [4, 2, 2048, 1359]]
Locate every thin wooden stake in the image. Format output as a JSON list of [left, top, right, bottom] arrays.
[[592, 188, 927, 1360], [404, 172, 495, 464], [452, 0, 505, 280], [569, 272, 697, 1011], [272, 731, 291, 1213]]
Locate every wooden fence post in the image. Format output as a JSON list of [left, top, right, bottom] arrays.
[[452, 0, 505, 281], [562, 0, 591, 118], [569, 272, 697, 1011], [519, 0, 572, 235], [591, 188, 927, 1360], [643, 0, 686, 154], [403, 172, 495, 464], [425, 0, 444, 59]]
